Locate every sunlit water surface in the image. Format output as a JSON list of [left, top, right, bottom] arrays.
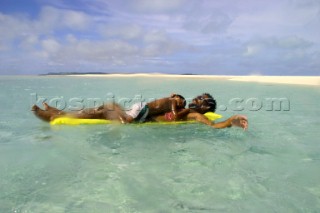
[[0, 76, 319, 212]]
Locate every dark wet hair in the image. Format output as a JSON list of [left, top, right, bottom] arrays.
[[172, 94, 186, 107], [202, 93, 217, 112], [188, 93, 216, 113]]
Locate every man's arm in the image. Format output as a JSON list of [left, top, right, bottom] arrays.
[[186, 112, 248, 130]]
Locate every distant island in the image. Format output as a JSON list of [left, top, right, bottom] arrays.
[[40, 72, 110, 75], [40, 72, 199, 76]]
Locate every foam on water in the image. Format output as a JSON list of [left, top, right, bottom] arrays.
[[0, 76, 319, 212]]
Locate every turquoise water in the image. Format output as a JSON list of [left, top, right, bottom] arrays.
[[0, 76, 319, 212]]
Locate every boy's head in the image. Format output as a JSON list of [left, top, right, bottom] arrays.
[[172, 94, 186, 108]]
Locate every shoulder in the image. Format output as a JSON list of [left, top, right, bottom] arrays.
[[186, 112, 212, 125], [186, 112, 202, 119]]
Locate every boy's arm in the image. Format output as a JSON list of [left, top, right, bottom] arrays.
[[175, 108, 190, 120], [170, 99, 189, 120], [171, 99, 178, 118]]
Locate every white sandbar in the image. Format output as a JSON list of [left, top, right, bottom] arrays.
[[69, 74, 320, 86]]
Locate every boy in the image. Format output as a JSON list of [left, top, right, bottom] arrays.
[[124, 94, 189, 123]]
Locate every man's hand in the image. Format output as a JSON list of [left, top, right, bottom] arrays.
[[231, 115, 248, 130]]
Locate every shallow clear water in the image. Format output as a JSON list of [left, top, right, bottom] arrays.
[[0, 76, 319, 212]]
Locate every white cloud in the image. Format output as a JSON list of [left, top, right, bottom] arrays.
[[183, 9, 234, 34], [66, 34, 77, 43], [43, 31, 187, 65], [0, 13, 30, 42], [243, 36, 313, 57], [0, 3, 189, 74], [229, 0, 320, 42], [238, 35, 319, 75], [243, 45, 261, 56], [100, 24, 143, 40], [142, 30, 187, 56], [38, 6, 92, 31], [0, 6, 93, 47], [42, 39, 61, 53], [0, 0, 319, 75], [127, 0, 188, 13], [51, 39, 139, 64], [144, 30, 167, 43], [63, 10, 91, 30], [274, 36, 313, 49]]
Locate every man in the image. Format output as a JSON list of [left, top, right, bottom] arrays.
[[151, 93, 248, 130]]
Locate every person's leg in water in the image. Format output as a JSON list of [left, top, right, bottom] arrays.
[[42, 102, 62, 114], [32, 102, 128, 123], [31, 104, 59, 122], [32, 103, 104, 121]]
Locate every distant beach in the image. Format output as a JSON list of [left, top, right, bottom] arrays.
[[63, 73, 320, 86], [228, 76, 320, 86]]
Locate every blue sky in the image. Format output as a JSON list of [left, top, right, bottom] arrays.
[[0, 0, 319, 75]]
